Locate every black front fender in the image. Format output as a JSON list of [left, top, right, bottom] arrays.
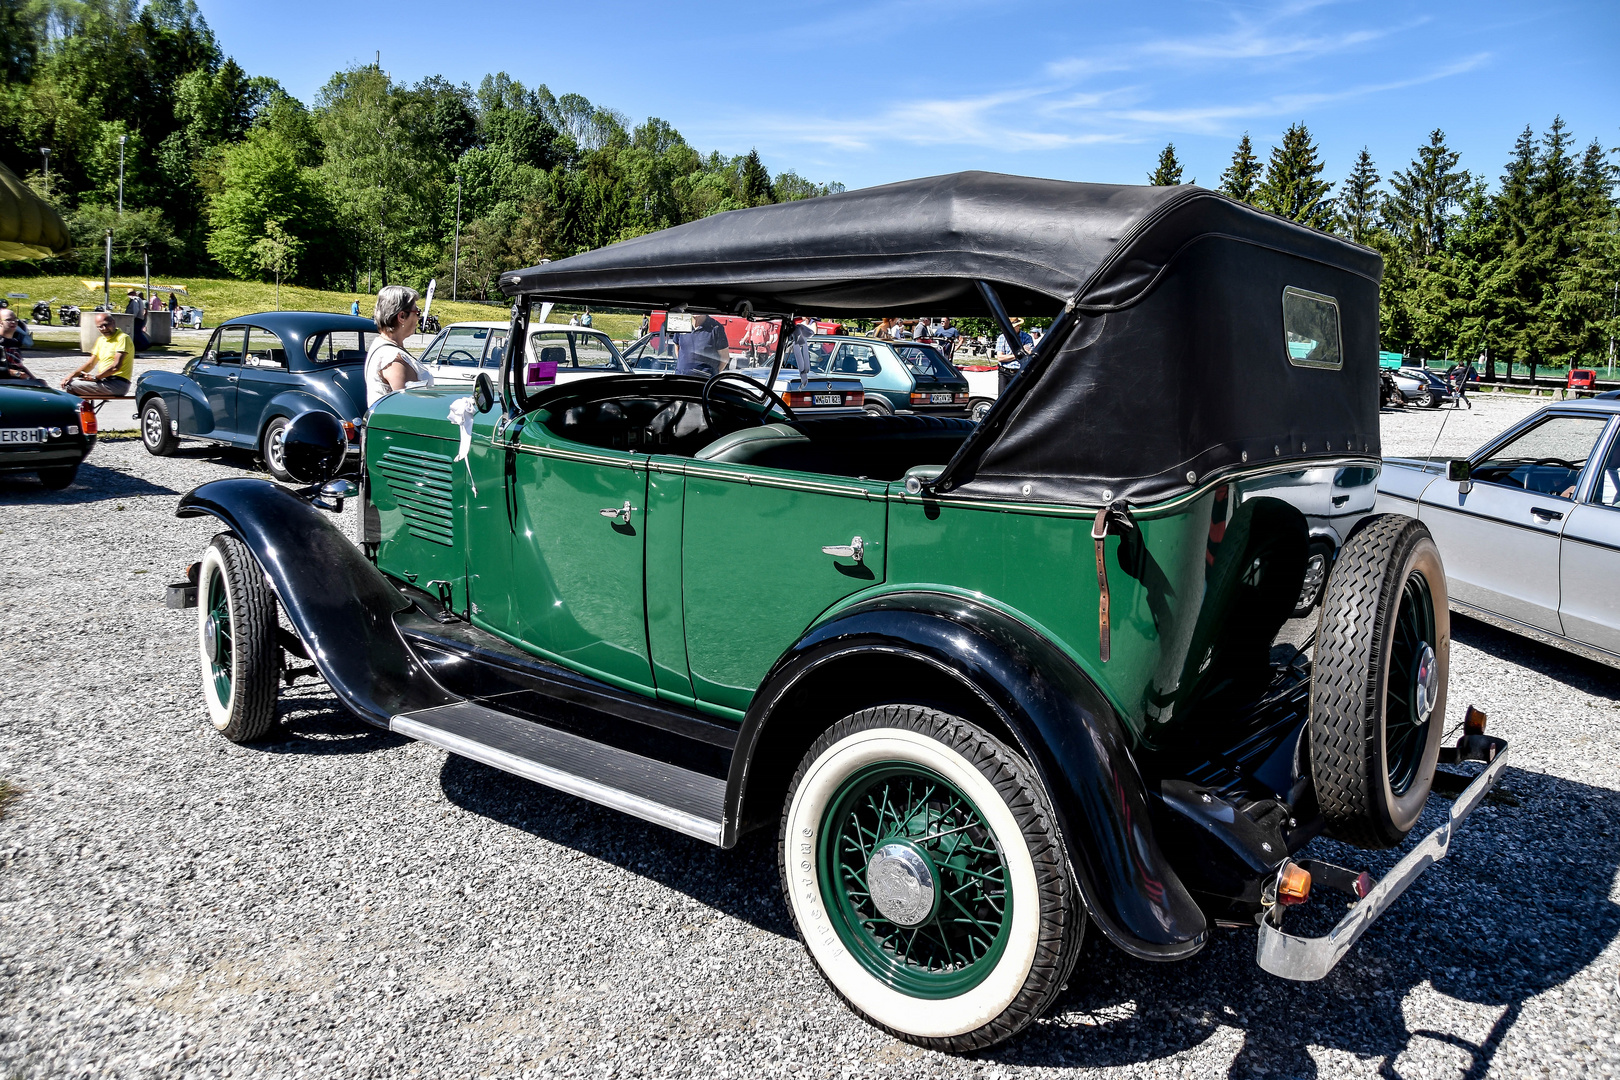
[[733, 591, 1208, 962], [177, 478, 456, 726]]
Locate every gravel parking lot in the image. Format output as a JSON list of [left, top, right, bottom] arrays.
[[2, 394, 1618, 1079]]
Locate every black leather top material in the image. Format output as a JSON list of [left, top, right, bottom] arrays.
[[498, 172, 1380, 318]]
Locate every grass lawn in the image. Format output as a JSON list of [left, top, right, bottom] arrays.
[[0, 274, 644, 341]]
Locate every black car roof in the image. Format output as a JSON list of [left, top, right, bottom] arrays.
[[219, 312, 377, 335], [499, 171, 1380, 317]]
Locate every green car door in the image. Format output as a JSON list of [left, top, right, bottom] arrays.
[[679, 462, 887, 716], [508, 426, 654, 695]]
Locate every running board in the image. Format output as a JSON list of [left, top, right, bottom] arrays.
[[391, 701, 726, 845]]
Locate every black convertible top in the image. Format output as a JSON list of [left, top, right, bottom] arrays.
[[499, 172, 1385, 506], [499, 171, 1379, 316]]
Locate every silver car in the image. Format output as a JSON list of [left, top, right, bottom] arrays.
[[1375, 398, 1620, 664]]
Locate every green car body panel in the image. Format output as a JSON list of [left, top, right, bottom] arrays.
[[363, 385, 1302, 748]]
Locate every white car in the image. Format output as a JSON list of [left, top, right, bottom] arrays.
[[418, 321, 630, 386]]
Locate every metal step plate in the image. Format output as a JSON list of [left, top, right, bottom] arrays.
[[392, 701, 726, 845]]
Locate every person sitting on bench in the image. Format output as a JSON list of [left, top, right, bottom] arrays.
[[63, 313, 134, 397]]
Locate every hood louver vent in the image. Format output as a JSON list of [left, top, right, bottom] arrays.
[[375, 445, 455, 547]]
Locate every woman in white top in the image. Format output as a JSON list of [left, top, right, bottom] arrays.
[[364, 285, 433, 406]]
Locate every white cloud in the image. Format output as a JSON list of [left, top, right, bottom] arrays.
[[710, 3, 1483, 159]]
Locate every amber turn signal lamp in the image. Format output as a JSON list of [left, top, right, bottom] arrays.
[[1278, 862, 1312, 906], [1464, 706, 1487, 738], [78, 400, 97, 435], [342, 420, 358, 443]]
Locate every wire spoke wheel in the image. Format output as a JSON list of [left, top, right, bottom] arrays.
[[205, 567, 233, 704], [822, 763, 1011, 998], [780, 707, 1081, 1051], [1383, 571, 1438, 796]]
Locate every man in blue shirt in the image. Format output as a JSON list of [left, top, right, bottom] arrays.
[[676, 315, 731, 377]]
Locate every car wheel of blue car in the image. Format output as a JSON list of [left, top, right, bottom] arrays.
[[198, 533, 280, 744], [261, 417, 293, 482], [140, 396, 178, 456], [779, 706, 1080, 1052]]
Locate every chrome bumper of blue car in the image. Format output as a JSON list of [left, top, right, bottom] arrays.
[[1257, 736, 1509, 982]]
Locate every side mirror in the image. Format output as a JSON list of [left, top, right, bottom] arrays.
[[473, 371, 496, 414], [1447, 458, 1472, 493], [280, 411, 347, 485]]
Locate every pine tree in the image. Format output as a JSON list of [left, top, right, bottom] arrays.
[[1477, 126, 1541, 379], [1219, 133, 1261, 203], [1335, 147, 1382, 245], [1148, 143, 1184, 186], [1385, 130, 1470, 264], [739, 148, 774, 206], [1255, 123, 1333, 229]]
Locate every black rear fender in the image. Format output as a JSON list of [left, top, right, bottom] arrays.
[[177, 478, 456, 726], [733, 591, 1209, 962]]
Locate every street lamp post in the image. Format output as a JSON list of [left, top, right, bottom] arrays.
[[452, 172, 462, 302], [117, 134, 127, 214], [39, 148, 51, 196]]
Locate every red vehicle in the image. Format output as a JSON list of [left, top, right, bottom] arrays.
[[647, 312, 846, 364], [1569, 368, 1598, 395]]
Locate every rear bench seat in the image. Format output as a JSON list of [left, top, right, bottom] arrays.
[[695, 414, 975, 481]]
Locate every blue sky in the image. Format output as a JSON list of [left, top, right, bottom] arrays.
[[206, 0, 1618, 195]]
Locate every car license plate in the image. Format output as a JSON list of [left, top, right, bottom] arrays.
[[930, 393, 954, 403], [813, 394, 840, 405], [0, 427, 42, 444]]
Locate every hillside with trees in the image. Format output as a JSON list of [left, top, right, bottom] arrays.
[[0, 0, 842, 298]]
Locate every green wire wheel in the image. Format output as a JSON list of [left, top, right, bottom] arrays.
[[780, 706, 1081, 1052], [197, 533, 281, 744]]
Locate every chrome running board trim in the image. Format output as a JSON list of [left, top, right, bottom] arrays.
[[392, 701, 726, 845]]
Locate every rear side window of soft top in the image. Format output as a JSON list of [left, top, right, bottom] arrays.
[[1281, 287, 1342, 370], [305, 330, 375, 364]]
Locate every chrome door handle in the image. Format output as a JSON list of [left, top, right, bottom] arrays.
[[1531, 506, 1564, 522], [822, 536, 864, 563], [599, 501, 633, 523], [226, 374, 238, 382]]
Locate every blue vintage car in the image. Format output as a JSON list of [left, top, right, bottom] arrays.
[[135, 312, 376, 479]]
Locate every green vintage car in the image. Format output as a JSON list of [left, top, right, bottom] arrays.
[[168, 173, 1508, 1051]]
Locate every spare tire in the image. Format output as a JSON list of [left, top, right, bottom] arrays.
[[1309, 515, 1447, 849]]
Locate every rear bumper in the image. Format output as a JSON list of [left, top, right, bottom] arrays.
[[0, 443, 89, 470], [1257, 735, 1508, 981]]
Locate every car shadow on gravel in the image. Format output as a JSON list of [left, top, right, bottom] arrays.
[[984, 765, 1620, 1078], [1452, 611, 1620, 699], [436, 754, 795, 938], [252, 689, 411, 755], [0, 459, 177, 503]]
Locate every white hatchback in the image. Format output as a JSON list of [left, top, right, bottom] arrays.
[[418, 321, 630, 385]]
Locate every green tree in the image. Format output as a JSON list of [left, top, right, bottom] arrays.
[[1147, 142, 1183, 186], [64, 201, 177, 276], [1255, 123, 1333, 228], [250, 217, 300, 308], [1384, 130, 1470, 263], [1335, 147, 1382, 245], [739, 148, 774, 205], [1219, 133, 1261, 203], [205, 126, 334, 282]]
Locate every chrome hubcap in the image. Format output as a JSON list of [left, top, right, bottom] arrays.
[[1413, 642, 1438, 724], [143, 408, 160, 444], [267, 428, 284, 470], [203, 615, 219, 661], [866, 842, 938, 927]]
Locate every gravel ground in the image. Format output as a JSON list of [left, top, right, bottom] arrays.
[[2, 399, 1619, 1079]]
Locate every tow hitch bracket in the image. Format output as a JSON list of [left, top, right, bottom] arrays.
[[1257, 733, 1509, 981]]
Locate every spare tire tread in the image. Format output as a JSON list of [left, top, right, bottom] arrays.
[[1310, 514, 1441, 849]]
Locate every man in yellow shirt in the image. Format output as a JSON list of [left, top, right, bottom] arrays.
[[63, 314, 134, 396]]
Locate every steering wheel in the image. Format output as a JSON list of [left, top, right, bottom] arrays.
[[1531, 457, 1580, 471], [701, 370, 795, 428], [443, 349, 478, 366]]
